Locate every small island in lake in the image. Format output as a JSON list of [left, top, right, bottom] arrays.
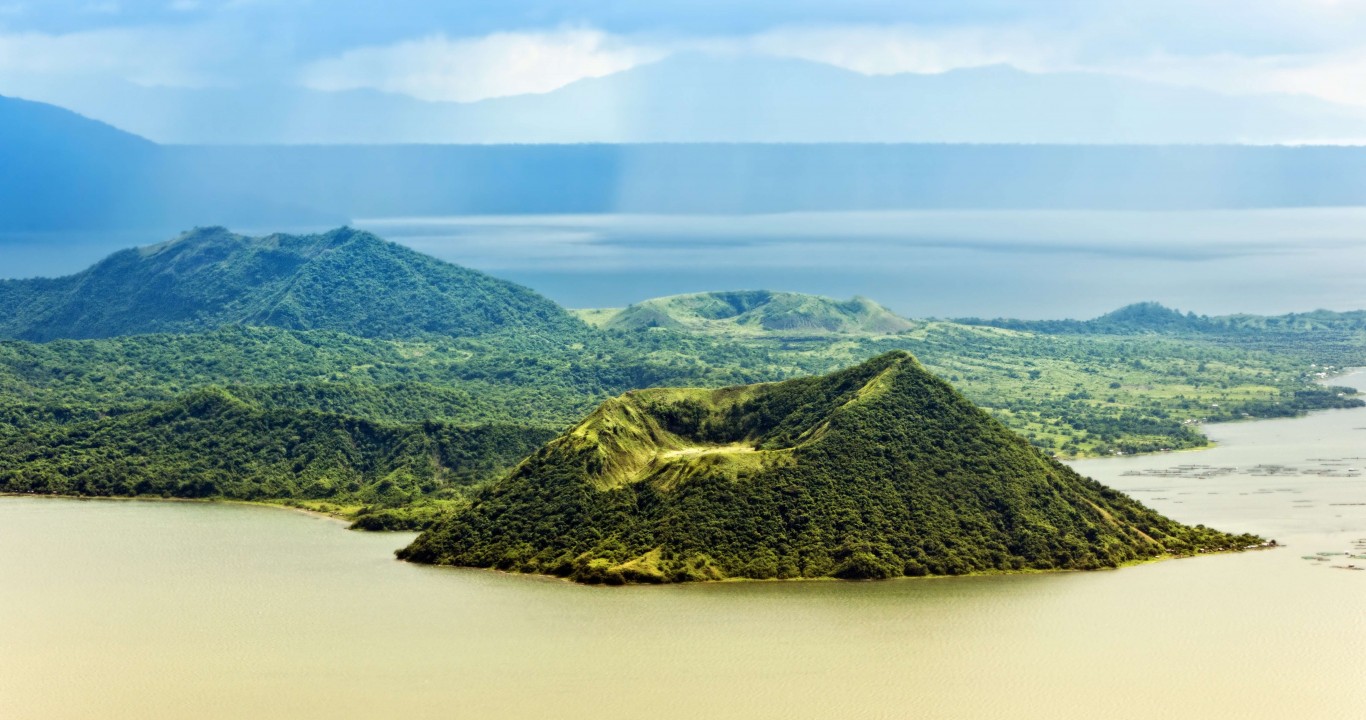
[[400, 351, 1262, 583]]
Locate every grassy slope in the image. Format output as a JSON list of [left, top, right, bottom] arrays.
[[588, 291, 916, 336]]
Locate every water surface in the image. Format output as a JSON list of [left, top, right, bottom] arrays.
[[357, 209, 1366, 318], [3, 376, 1366, 720]]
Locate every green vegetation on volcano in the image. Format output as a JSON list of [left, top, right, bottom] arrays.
[[1, 231, 1362, 527], [780, 324, 1361, 457], [0, 226, 582, 341], [400, 352, 1261, 583], [578, 294, 1362, 455], [0, 325, 775, 429], [580, 291, 915, 336]]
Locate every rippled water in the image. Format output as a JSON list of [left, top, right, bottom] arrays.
[[3, 375, 1365, 720]]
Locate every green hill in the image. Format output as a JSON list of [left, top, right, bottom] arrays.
[[583, 290, 915, 336], [959, 301, 1207, 334], [1092, 302, 1203, 331], [399, 351, 1259, 583], [0, 226, 583, 341], [0, 387, 555, 525]]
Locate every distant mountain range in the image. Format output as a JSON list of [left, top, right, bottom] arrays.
[[0, 95, 339, 233], [584, 294, 1366, 341], [9, 55, 1366, 144], [6, 96, 1366, 245]]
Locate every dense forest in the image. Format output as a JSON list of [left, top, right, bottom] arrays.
[[1, 229, 1362, 532], [0, 387, 555, 527]]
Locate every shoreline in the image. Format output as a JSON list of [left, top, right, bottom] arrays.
[[0, 491, 1270, 585], [0, 491, 1276, 587], [402, 543, 1276, 588], [1052, 366, 1366, 462], [0, 492, 356, 527]]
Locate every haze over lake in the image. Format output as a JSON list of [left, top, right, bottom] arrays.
[[5, 208, 1364, 320], [5, 373, 1364, 720], [358, 209, 1366, 318]]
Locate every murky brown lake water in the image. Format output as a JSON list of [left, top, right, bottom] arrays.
[[3, 374, 1365, 720]]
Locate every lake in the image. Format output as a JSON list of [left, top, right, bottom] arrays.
[[7, 209, 1366, 320], [355, 209, 1366, 318], [2, 374, 1365, 720]]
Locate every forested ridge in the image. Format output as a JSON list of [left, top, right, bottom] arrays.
[[0, 226, 582, 341]]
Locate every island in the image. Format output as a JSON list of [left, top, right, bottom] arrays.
[[400, 351, 1261, 583]]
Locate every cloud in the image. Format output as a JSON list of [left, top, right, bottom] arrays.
[[1262, 51, 1366, 108], [299, 28, 665, 103], [0, 26, 216, 86], [743, 24, 1066, 75], [295, 23, 1069, 105], [7, 0, 1366, 122], [1034, 47, 1366, 110], [738, 20, 1366, 109], [292, 15, 1366, 111]]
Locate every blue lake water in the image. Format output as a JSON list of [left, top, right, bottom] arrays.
[[5, 208, 1366, 319], [356, 209, 1366, 318]]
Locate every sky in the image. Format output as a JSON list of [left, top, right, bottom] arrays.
[[5, 2, 1366, 315], [3, 0, 1366, 108]]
